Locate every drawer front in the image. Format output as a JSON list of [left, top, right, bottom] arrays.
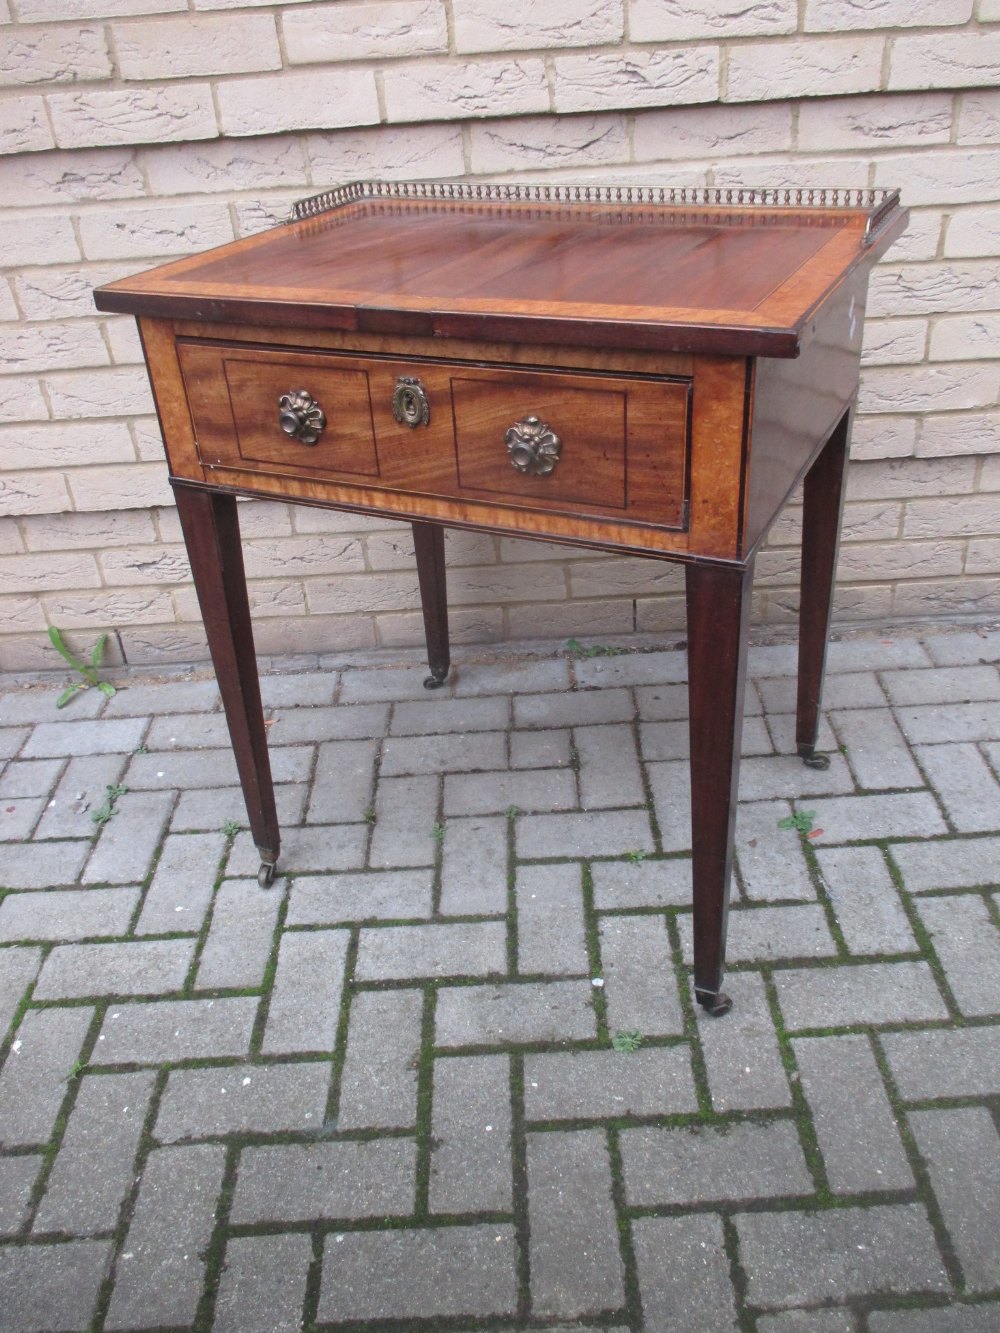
[[178, 339, 690, 530]]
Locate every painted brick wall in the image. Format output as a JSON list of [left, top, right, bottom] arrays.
[[1, 1, 998, 671]]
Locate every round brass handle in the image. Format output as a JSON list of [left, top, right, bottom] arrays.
[[506, 416, 561, 476], [392, 376, 430, 428], [278, 389, 325, 444]]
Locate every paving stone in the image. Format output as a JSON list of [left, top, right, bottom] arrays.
[[232, 1138, 415, 1223], [0, 1154, 41, 1236], [135, 831, 225, 935], [517, 862, 588, 975], [0, 887, 139, 943], [103, 679, 220, 717], [793, 1034, 913, 1194], [757, 1312, 859, 1332], [896, 701, 1000, 745], [633, 1214, 738, 1331], [35, 938, 195, 1001], [288, 869, 433, 926], [518, 808, 655, 859], [916, 893, 1000, 1017], [826, 639, 932, 673], [0, 1240, 111, 1333], [213, 1233, 312, 1333], [382, 730, 506, 777], [137, 713, 233, 750], [197, 878, 281, 990], [94, 996, 258, 1065], [881, 1025, 1000, 1101], [124, 747, 233, 788], [23, 717, 147, 759], [805, 791, 948, 844], [355, 920, 507, 980], [227, 823, 366, 877], [0, 946, 41, 1042], [868, 1303, 1000, 1331], [574, 649, 687, 687], [0, 758, 63, 799], [1, 838, 90, 889], [82, 790, 174, 885], [339, 665, 435, 702], [155, 1062, 330, 1142], [524, 1046, 698, 1121], [515, 687, 633, 728], [105, 1142, 226, 1330], [576, 721, 645, 808], [34, 1070, 155, 1235], [776, 961, 948, 1030], [910, 1107, 1000, 1293], [171, 781, 306, 831], [430, 1053, 511, 1213], [678, 904, 837, 964], [337, 988, 422, 1129], [736, 799, 817, 902], [641, 714, 772, 761], [0, 1006, 93, 1148], [696, 971, 791, 1111], [891, 836, 1000, 892], [510, 726, 571, 769], [924, 630, 1000, 668], [455, 656, 571, 697], [306, 738, 377, 823], [369, 773, 439, 868], [646, 759, 691, 851], [317, 1224, 519, 1323], [738, 751, 857, 801], [391, 695, 509, 735], [735, 1203, 948, 1308], [269, 705, 387, 745], [636, 681, 692, 720], [435, 980, 596, 1047], [916, 742, 1000, 833], [622, 1119, 812, 1206], [815, 844, 917, 954], [0, 797, 46, 841], [591, 855, 692, 908], [0, 727, 28, 759], [527, 1129, 626, 1318], [599, 913, 683, 1036], [0, 687, 106, 725], [439, 815, 509, 915], [831, 707, 923, 789], [764, 713, 838, 757], [881, 665, 1000, 707], [444, 765, 577, 817], [757, 670, 884, 714], [32, 753, 127, 840], [261, 928, 348, 1055]]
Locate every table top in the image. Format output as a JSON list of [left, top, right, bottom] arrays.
[[94, 180, 906, 358]]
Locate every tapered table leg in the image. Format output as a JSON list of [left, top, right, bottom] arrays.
[[796, 405, 852, 770], [686, 558, 755, 1016], [412, 521, 450, 690], [174, 484, 280, 884]]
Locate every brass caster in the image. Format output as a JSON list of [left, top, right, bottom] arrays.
[[696, 989, 733, 1017], [801, 751, 830, 770], [423, 671, 448, 691], [258, 860, 277, 888]]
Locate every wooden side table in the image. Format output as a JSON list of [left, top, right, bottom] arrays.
[[95, 181, 907, 1015]]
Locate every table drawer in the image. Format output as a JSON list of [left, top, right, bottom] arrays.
[[178, 340, 690, 529]]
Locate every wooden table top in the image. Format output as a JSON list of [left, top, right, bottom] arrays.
[[94, 181, 906, 358]]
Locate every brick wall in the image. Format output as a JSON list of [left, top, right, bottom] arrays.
[[1, 1, 998, 672]]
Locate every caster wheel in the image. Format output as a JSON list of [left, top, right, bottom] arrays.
[[696, 989, 733, 1018], [801, 751, 830, 770], [258, 861, 277, 888], [423, 672, 447, 691]]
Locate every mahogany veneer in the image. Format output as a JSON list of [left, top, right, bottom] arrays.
[[95, 181, 907, 1015]]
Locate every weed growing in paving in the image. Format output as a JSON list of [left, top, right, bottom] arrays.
[[221, 819, 241, 838], [611, 1029, 644, 1053], [48, 626, 117, 707], [778, 809, 817, 834], [565, 637, 628, 658], [432, 821, 446, 844], [625, 848, 647, 863], [91, 784, 128, 826]]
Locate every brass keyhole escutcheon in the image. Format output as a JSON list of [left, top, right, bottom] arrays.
[[506, 416, 561, 476], [278, 389, 325, 444], [392, 376, 431, 429]]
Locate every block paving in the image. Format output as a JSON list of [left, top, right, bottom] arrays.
[[1, 626, 999, 1331]]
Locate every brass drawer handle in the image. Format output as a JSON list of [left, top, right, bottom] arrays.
[[506, 416, 561, 476], [278, 389, 325, 444], [392, 376, 430, 428]]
